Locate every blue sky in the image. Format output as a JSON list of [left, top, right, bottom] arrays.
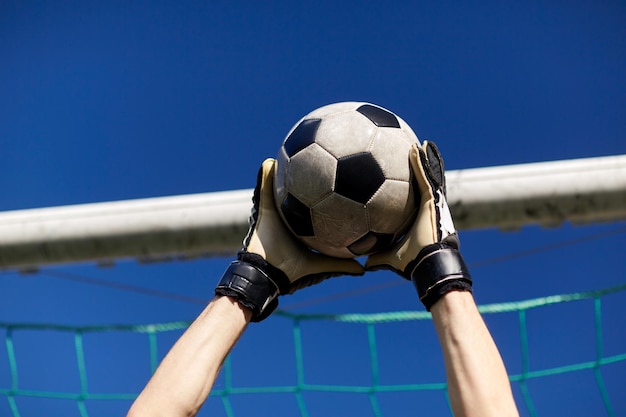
[[1, 1, 625, 416]]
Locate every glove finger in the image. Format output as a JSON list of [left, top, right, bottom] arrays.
[[365, 250, 410, 277], [314, 255, 364, 276], [242, 158, 276, 250], [410, 143, 435, 200], [284, 249, 364, 278], [364, 252, 390, 271], [288, 257, 364, 294], [258, 158, 279, 213], [420, 141, 446, 192], [412, 142, 458, 246], [362, 146, 429, 275], [363, 145, 440, 277]]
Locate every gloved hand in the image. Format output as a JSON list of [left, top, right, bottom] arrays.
[[366, 141, 472, 310], [216, 158, 364, 321]]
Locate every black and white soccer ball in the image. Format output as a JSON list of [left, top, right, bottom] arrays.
[[273, 101, 421, 258]]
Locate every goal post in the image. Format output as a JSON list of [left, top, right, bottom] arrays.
[[1, 154, 625, 271], [446, 154, 626, 229]]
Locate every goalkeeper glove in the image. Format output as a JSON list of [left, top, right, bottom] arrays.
[[366, 142, 472, 310], [216, 158, 364, 321]]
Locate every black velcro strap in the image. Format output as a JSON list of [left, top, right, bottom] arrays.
[[237, 252, 291, 294], [215, 261, 280, 322], [410, 243, 473, 311]]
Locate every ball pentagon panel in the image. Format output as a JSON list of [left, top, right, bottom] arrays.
[[335, 153, 385, 204], [356, 104, 401, 128], [286, 143, 337, 206], [283, 119, 321, 158], [348, 231, 395, 256], [280, 193, 314, 237]]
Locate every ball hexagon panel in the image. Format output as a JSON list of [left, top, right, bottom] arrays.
[[367, 179, 417, 234], [304, 101, 360, 120], [287, 143, 337, 206], [399, 121, 419, 142], [369, 128, 415, 181], [310, 193, 369, 247], [335, 152, 385, 204], [314, 111, 377, 159]]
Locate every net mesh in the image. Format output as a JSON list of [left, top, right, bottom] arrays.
[[1, 284, 625, 417]]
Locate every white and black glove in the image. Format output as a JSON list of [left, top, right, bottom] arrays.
[[366, 142, 472, 310], [216, 159, 364, 321]]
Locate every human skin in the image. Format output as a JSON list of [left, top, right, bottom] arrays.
[[431, 291, 519, 417], [128, 291, 519, 417], [127, 296, 251, 417]]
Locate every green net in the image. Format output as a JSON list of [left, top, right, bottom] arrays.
[[2, 283, 625, 416]]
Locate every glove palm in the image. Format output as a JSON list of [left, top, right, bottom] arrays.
[[216, 159, 364, 321], [366, 142, 472, 310]]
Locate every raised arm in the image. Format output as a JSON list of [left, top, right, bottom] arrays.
[[127, 159, 363, 417], [367, 142, 519, 417], [432, 291, 517, 417], [127, 296, 251, 417]]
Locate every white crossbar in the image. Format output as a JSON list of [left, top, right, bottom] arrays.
[[1, 155, 625, 271]]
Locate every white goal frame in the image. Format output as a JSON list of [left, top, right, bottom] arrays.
[[1, 155, 625, 271]]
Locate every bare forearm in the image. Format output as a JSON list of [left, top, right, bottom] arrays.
[[127, 296, 252, 417], [431, 291, 518, 417]]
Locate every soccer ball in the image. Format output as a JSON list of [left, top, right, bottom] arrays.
[[273, 101, 421, 258]]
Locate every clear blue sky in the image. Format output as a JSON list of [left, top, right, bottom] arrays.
[[1, 1, 625, 416]]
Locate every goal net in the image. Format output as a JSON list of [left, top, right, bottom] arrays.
[[1, 283, 624, 417]]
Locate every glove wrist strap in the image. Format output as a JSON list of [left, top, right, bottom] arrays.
[[410, 243, 473, 311], [215, 261, 280, 322]]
